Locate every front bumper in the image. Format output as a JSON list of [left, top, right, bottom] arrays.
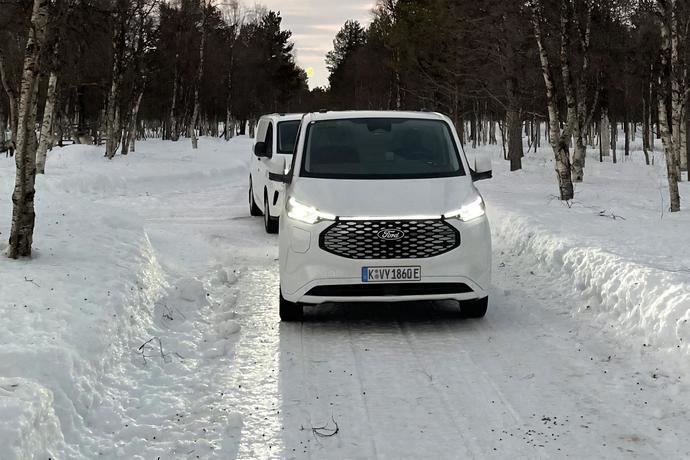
[[279, 216, 491, 304]]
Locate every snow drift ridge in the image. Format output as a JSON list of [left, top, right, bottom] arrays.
[[490, 211, 690, 358]]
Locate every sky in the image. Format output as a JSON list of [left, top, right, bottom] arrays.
[[259, 0, 376, 89]]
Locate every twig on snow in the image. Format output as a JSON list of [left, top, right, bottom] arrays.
[[312, 416, 339, 438], [24, 277, 40, 287], [137, 336, 171, 365], [598, 210, 626, 221]]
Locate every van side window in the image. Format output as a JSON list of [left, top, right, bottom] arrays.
[[265, 123, 273, 155]]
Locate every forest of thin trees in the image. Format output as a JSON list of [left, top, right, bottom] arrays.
[[1, 0, 320, 258], [325, 0, 689, 208], [1, 0, 688, 258]]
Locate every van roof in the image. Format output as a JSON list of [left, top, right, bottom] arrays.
[[260, 113, 304, 122], [305, 110, 447, 122]]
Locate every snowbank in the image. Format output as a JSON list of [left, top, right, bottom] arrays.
[[0, 137, 250, 458], [0, 378, 62, 460], [479, 141, 690, 363], [1, 132, 689, 455]]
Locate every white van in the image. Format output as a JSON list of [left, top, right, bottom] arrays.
[[249, 113, 303, 233], [268, 111, 493, 321]]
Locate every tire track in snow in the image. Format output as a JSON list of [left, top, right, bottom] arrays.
[[340, 314, 477, 459], [278, 317, 380, 459], [396, 314, 495, 459], [344, 323, 381, 458], [221, 267, 285, 459]]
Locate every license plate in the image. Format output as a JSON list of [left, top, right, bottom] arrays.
[[362, 266, 421, 283]]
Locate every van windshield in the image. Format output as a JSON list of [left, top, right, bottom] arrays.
[[277, 120, 300, 154], [300, 118, 465, 179]]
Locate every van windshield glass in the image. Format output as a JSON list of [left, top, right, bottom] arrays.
[[277, 120, 300, 154], [300, 118, 464, 179]]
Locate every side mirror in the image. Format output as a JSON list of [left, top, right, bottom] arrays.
[[470, 155, 492, 181], [254, 141, 271, 158], [268, 172, 291, 184], [268, 157, 291, 183]]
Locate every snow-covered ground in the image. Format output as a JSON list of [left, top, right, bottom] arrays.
[[479, 141, 690, 371], [0, 135, 688, 459]]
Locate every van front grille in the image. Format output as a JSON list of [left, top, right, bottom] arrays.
[[319, 219, 460, 259]]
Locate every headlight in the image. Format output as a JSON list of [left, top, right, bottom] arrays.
[[287, 197, 336, 224], [443, 195, 486, 222]]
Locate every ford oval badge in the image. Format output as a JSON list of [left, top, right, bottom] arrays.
[[377, 228, 405, 241]]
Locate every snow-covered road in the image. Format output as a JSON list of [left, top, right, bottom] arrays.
[[222, 234, 689, 460], [1, 137, 689, 459], [130, 140, 688, 459]]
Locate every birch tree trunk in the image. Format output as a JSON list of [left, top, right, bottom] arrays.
[[0, 109, 6, 146], [530, 1, 574, 201], [129, 90, 143, 152], [505, 76, 523, 171], [611, 119, 617, 164], [680, 111, 687, 172], [190, 4, 208, 150], [656, 0, 682, 211], [686, 113, 690, 175], [105, 83, 121, 158], [225, 54, 234, 141], [169, 55, 179, 141], [643, 95, 651, 165], [669, 2, 684, 181], [0, 50, 18, 142], [624, 118, 630, 158], [507, 109, 523, 171], [36, 69, 58, 174], [9, 0, 49, 259], [120, 107, 131, 155], [570, 1, 595, 182], [105, 6, 124, 159], [601, 110, 611, 158]]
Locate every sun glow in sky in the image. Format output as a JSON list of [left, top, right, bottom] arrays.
[[260, 0, 376, 89]]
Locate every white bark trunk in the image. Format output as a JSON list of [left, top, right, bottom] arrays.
[[0, 50, 18, 142], [169, 52, 179, 141], [225, 54, 234, 141], [191, 4, 208, 150], [656, 0, 681, 211], [530, 2, 574, 201], [36, 70, 58, 174], [601, 111, 611, 157], [105, 64, 121, 158], [9, 0, 49, 258], [679, 113, 687, 171], [129, 91, 143, 152]]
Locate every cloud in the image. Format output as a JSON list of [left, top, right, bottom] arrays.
[[307, 24, 344, 32], [260, 0, 376, 88]]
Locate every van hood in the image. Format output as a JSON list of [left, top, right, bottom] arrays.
[[289, 177, 478, 218]]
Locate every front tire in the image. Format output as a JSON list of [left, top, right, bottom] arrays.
[[264, 195, 279, 234], [249, 179, 262, 216], [461, 297, 488, 318], [280, 290, 303, 321]]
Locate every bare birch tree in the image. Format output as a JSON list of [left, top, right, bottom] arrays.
[[190, 0, 209, 149], [568, 0, 598, 182], [655, 0, 686, 212], [105, 0, 127, 159], [529, 0, 575, 201], [9, 0, 49, 258], [36, 41, 60, 174], [223, 1, 241, 141], [0, 50, 18, 143]]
